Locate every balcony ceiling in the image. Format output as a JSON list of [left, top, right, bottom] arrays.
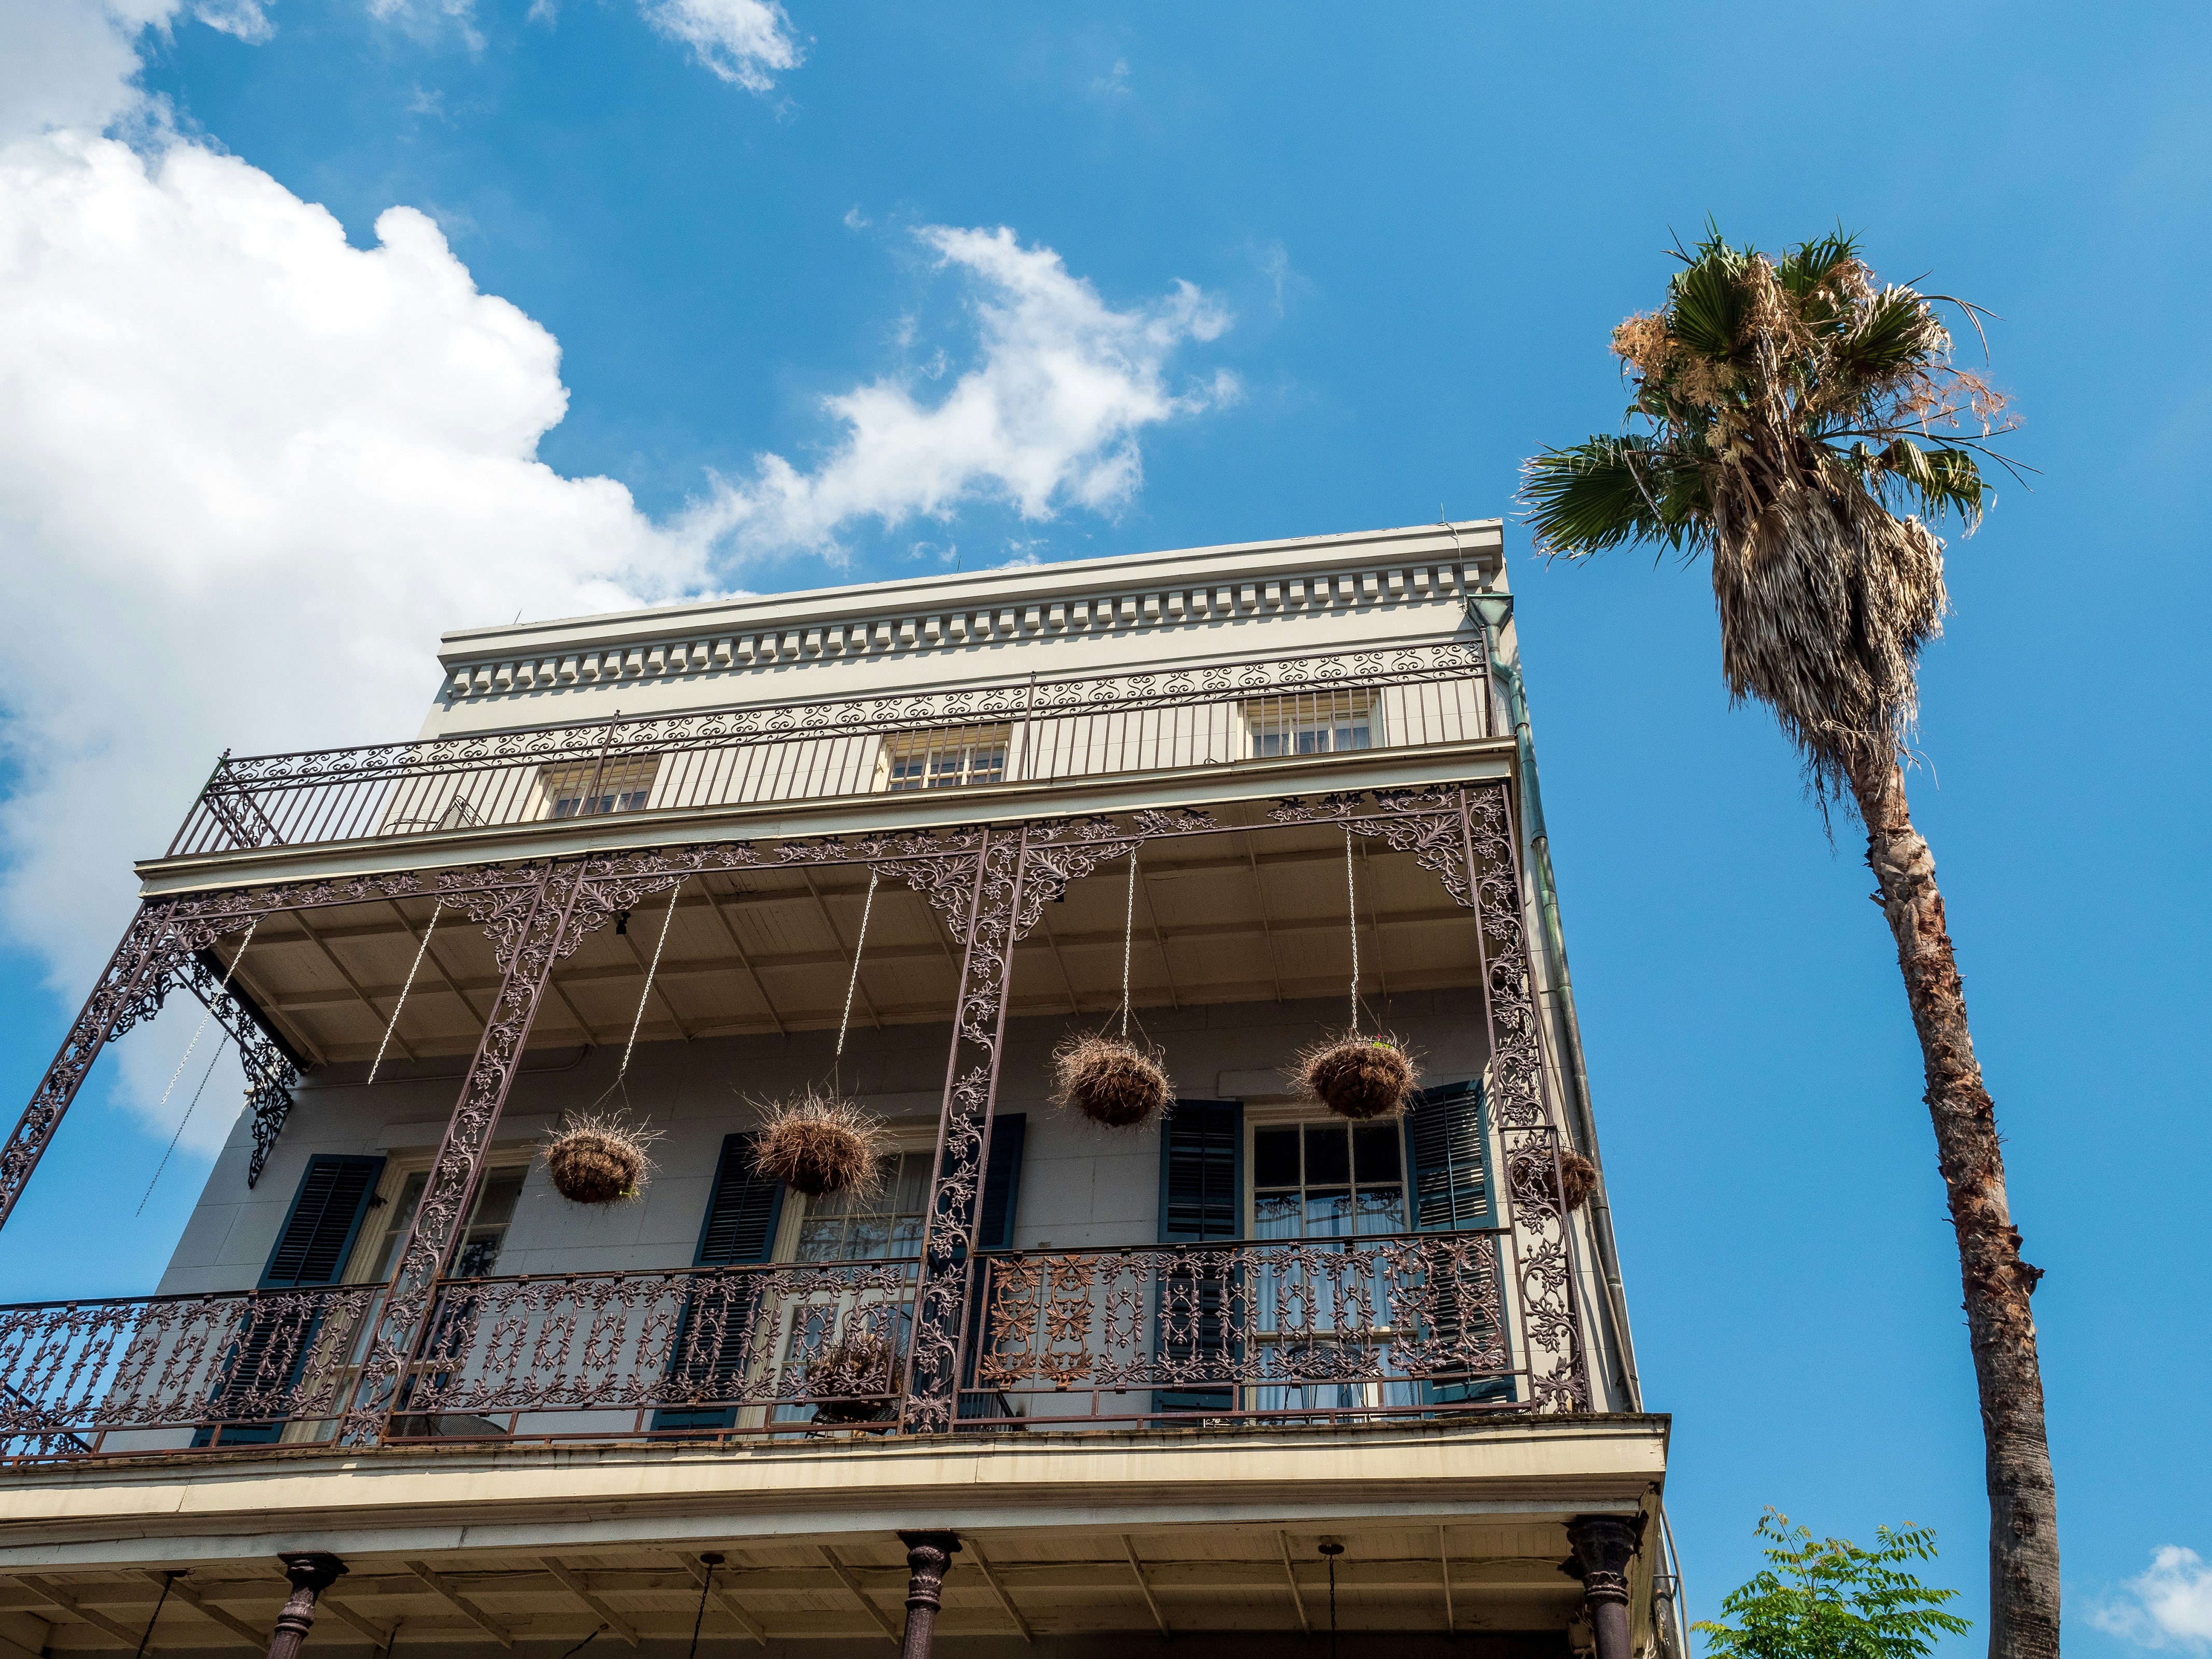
[[212, 804, 1499, 1069]]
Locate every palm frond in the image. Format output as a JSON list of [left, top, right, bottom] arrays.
[[1835, 287, 1948, 381], [1520, 436, 1705, 557], [1667, 245, 1752, 362], [1777, 231, 1861, 299], [1880, 440, 1985, 527]]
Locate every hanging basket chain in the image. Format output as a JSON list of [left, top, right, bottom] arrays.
[[152, 915, 259, 1113], [368, 898, 442, 1087], [836, 867, 879, 1060], [1121, 850, 1139, 1040], [616, 878, 685, 1087], [1344, 824, 1360, 1033]]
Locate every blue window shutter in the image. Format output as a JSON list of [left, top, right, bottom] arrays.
[[260, 1155, 384, 1287], [1154, 1100, 1241, 1416], [1404, 1081, 1491, 1231], [1402, 1081, 1511, 1404], [694, 1134, 784, 1266], [202, 1155, 384, 1445], [977, 1115, 1026, 1251], [1158, 1100, 1241, 1242], [656, 1134, 784, 1433]]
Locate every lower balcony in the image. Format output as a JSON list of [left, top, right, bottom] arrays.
[[3, 1232, 1545, 1457]]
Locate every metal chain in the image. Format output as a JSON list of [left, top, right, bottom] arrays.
[[368, 898, 441, 1086], [836, 867, 879, 1059], [1121, 850, 1138, 1040], [617, 878, 685, 1085], [1344, 824, 1359, 1032]]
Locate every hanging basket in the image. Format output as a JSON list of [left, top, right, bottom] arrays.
[[805, 1330, 903, 1425], [542, 1114, 659, 1205], [1294, 1033, 1420, 1121], [751, 1090, 887, 1199], [1050, 1033, 1171, 1129], [1551, 1149, 1600, 1213]]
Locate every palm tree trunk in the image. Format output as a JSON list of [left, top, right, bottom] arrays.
[[1849, 757, 2059, 1659]]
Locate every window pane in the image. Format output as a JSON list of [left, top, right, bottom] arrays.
[[1355, 1186, 1405, 1235], [1304, 1189, 1353, 1236], [1352, 1124, 1401, 1184], [1253, 1128, 1300, 1189], [1303, 1123, 1350, 1186], [1253, 1192, 1300, 1239]]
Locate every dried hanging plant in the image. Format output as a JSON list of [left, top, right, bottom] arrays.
[[1293, 1032, 1419, 1122], [750, 1089, 887, 1199], [1552, 1149, 1600, 1212], [1050, 1032, 1171, 1130], [805, 1329, 903, 1425], [542, 1112, 662, 1205]]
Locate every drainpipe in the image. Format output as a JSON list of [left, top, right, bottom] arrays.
[[1464, 589, 1643, 1412]]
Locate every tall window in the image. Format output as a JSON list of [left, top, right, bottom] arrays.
[[879, 724, 1011, 791], [541, 756, 659, 819], [794, 1153, 933, 1261], [1246, 692, 1375, 758], [359, 1166, 528, 1282]]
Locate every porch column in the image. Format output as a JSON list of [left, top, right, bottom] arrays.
[[338, 863, 591, 1443], [1565, 1514, 1644, 1659], [267, 1554, 346, 1659], [896, 1533, 960, 1659]]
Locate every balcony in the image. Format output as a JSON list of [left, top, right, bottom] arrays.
[[0, 1227, 1559, 1460], [158, 640, 1492, 864]]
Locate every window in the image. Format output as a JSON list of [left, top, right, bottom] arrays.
[[879, 725, 1011, 792], [1246, 692, 1375, 758], [1251, 1121, 1405, 1240], [794, 1153, 933, 1261], [359, 1165, 528, 1283], [541, 756, 659, 819]]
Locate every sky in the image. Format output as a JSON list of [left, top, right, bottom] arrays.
[[0, 0, 2208, 1651]]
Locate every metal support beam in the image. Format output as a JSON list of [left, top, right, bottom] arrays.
[[1565, 1514, 1645, 1659], [140, 1573, 261, 1650], [816, 1548, 899, 1643], [1439, 1526, 1457, 1637], [539, 1559, 638, 1648], [959, 1540, 1030, 1644], [404, 1562, 511, 1649], [24, 1578, 145, 1647], [679, 1554, 767, 1648], [895, 1534, 961, 1659], [1121, 1537, 1170, 1635], [1277, 1533, 1312, 1636], [270, 1557, 347, 1659]]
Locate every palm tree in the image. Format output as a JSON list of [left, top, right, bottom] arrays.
[[1521, 231, 2054, 1659]]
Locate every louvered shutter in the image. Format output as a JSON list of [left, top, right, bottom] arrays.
[[1402, 1081, 1510, 1403], [201, 1155, 384, 1445], [656, 1135, 785, 1432], [1155, 1100, 1239, 1414], [976, 1115, 1026, 1251]]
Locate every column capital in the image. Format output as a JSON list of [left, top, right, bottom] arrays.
[[1562, 1513, 1645, 1606], [277, 1554, 348, 1597], [896, 1533, 961, 1613]]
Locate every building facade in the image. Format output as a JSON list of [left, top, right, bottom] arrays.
[[0, 521, 1678, 1658]]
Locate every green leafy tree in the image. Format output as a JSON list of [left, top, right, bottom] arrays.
[[1698, 1510, 1973, 1659], [1520, 232, 2056, 1657]]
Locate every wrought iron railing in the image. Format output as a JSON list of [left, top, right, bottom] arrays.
[[0, 1232, 1538, 1460], [164, 642, 1491, 857]]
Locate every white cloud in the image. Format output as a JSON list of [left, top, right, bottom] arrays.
[[1092, 58, 1130, 97], [637, 0, 801, 93], [2095, 1548, 2212, 1651], [682, 224, 1238, 557], [0, 1, 1234, 1158], [192, 0, 274, 42]]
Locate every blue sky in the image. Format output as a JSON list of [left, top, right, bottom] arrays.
[[1, 0, 2208, 1650]]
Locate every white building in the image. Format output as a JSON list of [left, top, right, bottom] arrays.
[[0, 521, 1677, 1659]]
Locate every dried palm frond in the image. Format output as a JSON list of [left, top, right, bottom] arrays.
[[1292, 1032, 1419, 1121], [1050, 1033, 1172, 1129], [750, 1089, 887, 1199], [542, 1113, 662, 1205], [1521, 229, 2019, 811]]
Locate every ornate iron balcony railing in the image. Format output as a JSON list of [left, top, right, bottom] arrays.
[[0, 1231, 1540, 1462], [164, 642, 1492, 859]]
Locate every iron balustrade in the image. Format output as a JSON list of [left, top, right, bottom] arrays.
[[0, 1229, 1542, 1461], [963, 1231, 1518, 1427], [165, 642, 1492, 857], [0, 1283, 379, 1460]]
